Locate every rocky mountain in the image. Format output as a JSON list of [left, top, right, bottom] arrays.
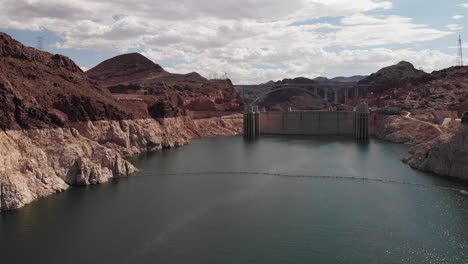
[[87, 53, 244, 118], [400, 66, 468, 115], [0, 33, 140, 130], [354, 61, 429, 98], [0, 33, 242, 211], [86, 53, 168, 86], [354, 62, 468, 115]]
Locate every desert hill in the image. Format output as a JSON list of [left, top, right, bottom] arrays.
[[86, 53, 244, 118], [0, 32, 140, 130], [86, 53, 168, 86]]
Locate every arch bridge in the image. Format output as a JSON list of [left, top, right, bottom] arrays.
[[241, 83, 371, 107], [250, 86, 330, 106]]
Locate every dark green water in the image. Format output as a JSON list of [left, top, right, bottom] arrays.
[[1, 136, 467, 264]]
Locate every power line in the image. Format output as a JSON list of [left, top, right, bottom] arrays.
[[36, 36, 44, 50], [209, 72, 229, 80], [457, 35, 463, 67]]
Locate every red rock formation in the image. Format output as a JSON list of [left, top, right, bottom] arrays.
[[86, 53, 168, 86], [0, 32, 141, 130], [86, 53, 244, 116], [355, 62, 468, 115]]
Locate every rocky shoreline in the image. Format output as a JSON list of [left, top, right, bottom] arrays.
[[2, 112, 466, 211], [1, 31, 466, 212], [404, 114, 468, 180], [370, 112, 467, 181], [0, 116, 242, 211]]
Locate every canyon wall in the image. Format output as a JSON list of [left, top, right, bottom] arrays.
[[0, 116, 242, 211]]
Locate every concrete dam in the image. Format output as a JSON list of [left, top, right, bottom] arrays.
[[243, 103, 370, 140]]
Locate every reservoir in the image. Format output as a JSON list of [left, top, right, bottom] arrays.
[[1, 136, 467, 264]]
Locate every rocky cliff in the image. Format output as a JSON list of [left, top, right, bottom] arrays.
[[0, 116, 242, 211], [405, 113, 467, 180], [0, 33, 243, 211]]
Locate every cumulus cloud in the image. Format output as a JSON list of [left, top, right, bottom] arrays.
[[0, 0, 456, 83], [458, 3, 468, 8], [453, 15, 464, 20], [446, 24, 464, 31]]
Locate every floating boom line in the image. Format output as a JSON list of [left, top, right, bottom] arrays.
[[127, 171, 467, 194]]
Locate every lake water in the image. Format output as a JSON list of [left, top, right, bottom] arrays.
[[1, 136, 467, 264]]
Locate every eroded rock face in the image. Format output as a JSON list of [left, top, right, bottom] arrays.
[[0, 127, 136, 210], [405, 118, 468, 180], [0, 116, 242, 211]]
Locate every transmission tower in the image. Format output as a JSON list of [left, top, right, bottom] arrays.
[[457, 35, 463, 66], [36, 36, 44, 50]]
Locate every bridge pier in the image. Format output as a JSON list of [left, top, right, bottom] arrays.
[[354, 103, 369, 140], [254, 106, 260, 136], [334, 87, 338, 104], [344, 87, 349, 104]]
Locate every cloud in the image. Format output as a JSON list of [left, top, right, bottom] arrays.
[[457, 3, 468, 8], [452, 15, 464, 20], [0, 0, 456, 83], [446, 24, 464, 31], [336, 15, 451, 47], [144, 47, 456, 84]]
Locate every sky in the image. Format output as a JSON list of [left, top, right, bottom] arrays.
[[0, 0, 467, 84]]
